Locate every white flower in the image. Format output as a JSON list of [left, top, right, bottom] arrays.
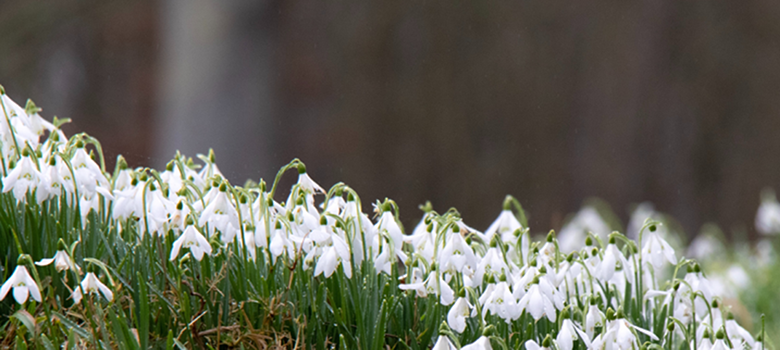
[[473, 247, 509, 287], [525, 339, 549, 350], [447, 297, 473, 333], [558, 206, 610, 253], [35, 250, 80, 272], [314, 234, 352, 278], [641, 229, 676, 270], [482, 209, 523, 243], [598, 242, 630, 283], [461, 336, 492, 350], [482, 281, 518, 322], [439, 232, 478, 276], [170, 226, 212, 261], [296, 170, 325, 194], [198, 189, 240, 243], [269, 224, 296, 263], [584, 302, 602, 339], [70, 147, 111, 198], [726, 318, 755, 348], [0, 266, 41, 304], [375, 210, 407, 262], [517, 282, 556, 322], [557, 319, 590, 350], [432, 336, 456, 350], [756, 192, 780, 235], [2, 156, 44, 203], [72, 272, 113, 303]]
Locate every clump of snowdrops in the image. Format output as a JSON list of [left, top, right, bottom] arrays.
[[0, 85, 768, 350]]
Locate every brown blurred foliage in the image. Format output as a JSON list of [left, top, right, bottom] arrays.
[[3, 1, 780, 239]]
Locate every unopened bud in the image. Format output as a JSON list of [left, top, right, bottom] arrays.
[[542, 335, 552, 348]]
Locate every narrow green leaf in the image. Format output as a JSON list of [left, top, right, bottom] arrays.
[[12, 309, 36, 339], [136, 272, 149, 350]]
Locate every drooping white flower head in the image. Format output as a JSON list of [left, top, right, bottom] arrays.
[[2, 155, 45, 203], [447, 296, 473, 333], [296, 165, 325, 195], [35, 250, 80, 273], [641, 227, 676, 270], [756, 189, 780, 235], [481, 281, 518, 322], [557, 318, 591, 350], [432, 336, 457, 350], [198, 185, 240, 243], [0, 265, 41, 304], [72, 272, 113, 304], [314, 234, 352, 278], [170, 225, 213, 261], [558, 206, 610, 253], [461, 336, 492, 350]]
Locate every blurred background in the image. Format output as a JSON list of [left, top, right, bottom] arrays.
[[2, 0, 780, 241]]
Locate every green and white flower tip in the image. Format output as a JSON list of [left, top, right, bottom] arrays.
[[0, 85, 769, 349]]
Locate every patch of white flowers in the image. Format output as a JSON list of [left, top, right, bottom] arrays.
[[0, 86, 769, 349]]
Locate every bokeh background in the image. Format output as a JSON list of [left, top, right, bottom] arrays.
[[2, 0, 780, 241]]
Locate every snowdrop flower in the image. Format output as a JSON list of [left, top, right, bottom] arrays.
[[584, 299, 603, 339], [461, 336, 492, 350], [482, 281, 518, 322], [432, 336, 457, 350], [170, 225, 212, 261], [375, 205, 408, 262], [70, 146, 111, 199], [72, 272, 113, 303], [627, 202, 657, 240], [525, 339, 549, 350], [558, 206, 610, 253], [314, 234, 352, 278], [598, 239, 631, 283], [641, 227, 676, 270], [431, 273, 455, 305], [439, 231, 478, 276], [557, 318, 591, 350], [269, 222, 296, 263], [711, 329, 732, 350], [35, 250, 80, 273], [756, 189, 780, 234], [517, 280, 556, 322], [725, 315, 755, 348], [0, 265, 41, 304], [482, 208, 524, 243], [401, 271, 455, 305], [198, 185, 240, 243], [2, 155, 45, 203], [296, 165, 325, 194], [447, 297, 473, 333], [473, 247, 509, 287]]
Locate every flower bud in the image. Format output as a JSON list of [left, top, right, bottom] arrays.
[[542, 335, 552, 348], [606, 308, 615, 321], [715, 328, 725, 340]]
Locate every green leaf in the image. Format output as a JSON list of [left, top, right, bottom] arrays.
[[53, 312, 91, 341], [39, 334, 56, 350], [12, 309, 36, 339], [136, 272, 149, 350]]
